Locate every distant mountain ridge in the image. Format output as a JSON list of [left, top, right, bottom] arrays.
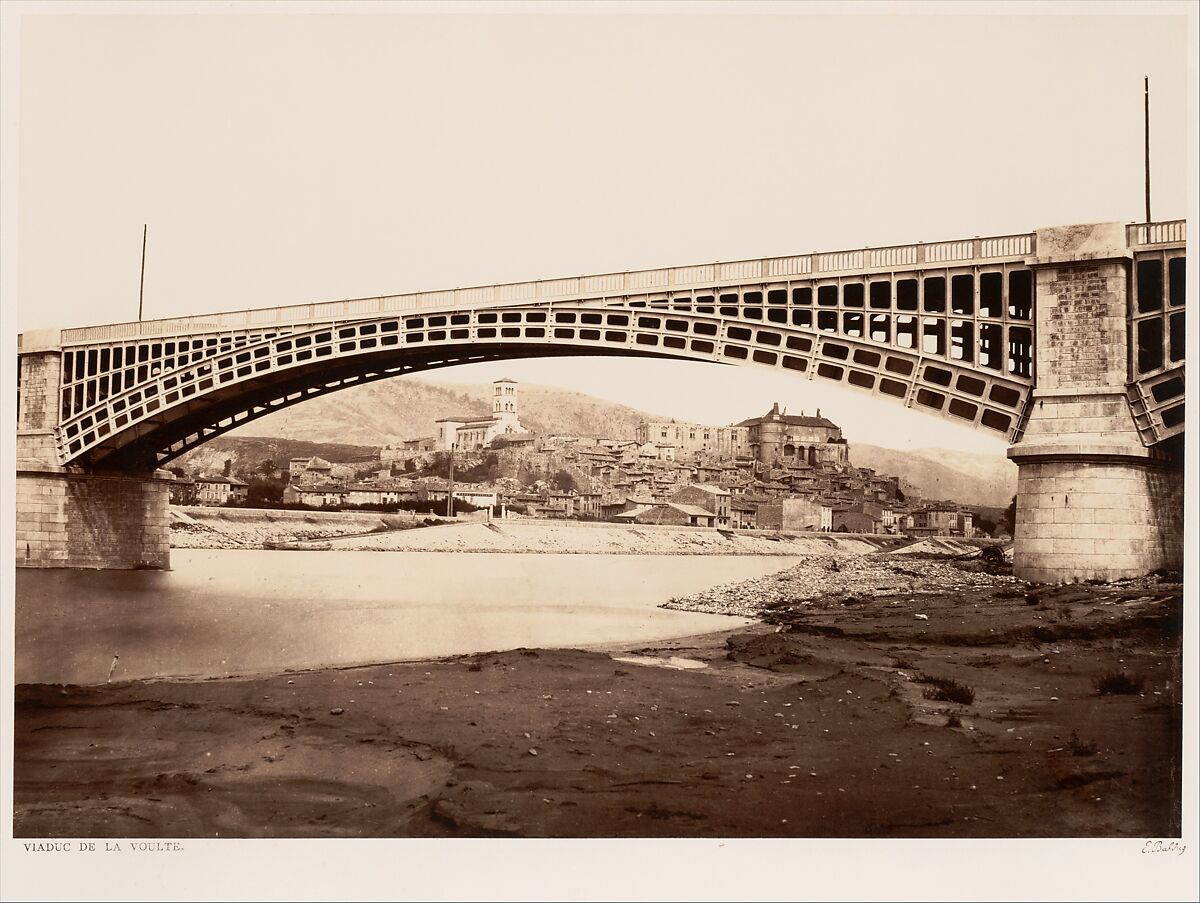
[[849, 443, 1017, 508]]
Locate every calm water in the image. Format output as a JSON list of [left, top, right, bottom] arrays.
[[15, 550, 795, 685]]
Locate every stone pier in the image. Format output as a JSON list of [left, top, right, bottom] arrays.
[[1007, 223, 1184, 583], [16, 330, 171, 569]]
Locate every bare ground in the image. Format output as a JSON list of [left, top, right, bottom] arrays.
[[13, 566, 1181, 838]]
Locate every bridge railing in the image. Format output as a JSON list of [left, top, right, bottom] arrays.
[[57, 230, 1042, 345], [1128, 220, 1187, 249]]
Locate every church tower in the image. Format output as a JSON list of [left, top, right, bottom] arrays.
[[491, 377, 523, 434]]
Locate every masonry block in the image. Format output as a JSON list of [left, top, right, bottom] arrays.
[[15, 467, 172, 570]]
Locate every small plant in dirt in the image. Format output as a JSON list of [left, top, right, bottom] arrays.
[[1095, 670, 1144, 695], [892, 657, 915, 670], [945, 712, 963, 728], [1069, 731, 1098, 757], [918, 674, 976, 706], [1025, 593, 1040, 606]]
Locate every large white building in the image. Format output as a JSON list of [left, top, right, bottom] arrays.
[[436, 378, 528, 450]]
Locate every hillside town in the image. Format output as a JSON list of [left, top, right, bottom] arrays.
[[169, 378, 990, 538]]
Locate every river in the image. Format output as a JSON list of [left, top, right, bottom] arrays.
[[15, 549, 797, 685]]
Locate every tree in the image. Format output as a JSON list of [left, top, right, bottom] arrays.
[[1002, 494, 1017, 535], [222, 457, 233, 477], [257, 458, 279, 475], [551, 469, 578, 493], [247, 479, 285, 506]]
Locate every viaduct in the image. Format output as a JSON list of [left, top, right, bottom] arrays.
[[15, 220, 1186, 582]]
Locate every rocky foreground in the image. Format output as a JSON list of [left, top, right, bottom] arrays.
[[13, 552, 1181, 838]]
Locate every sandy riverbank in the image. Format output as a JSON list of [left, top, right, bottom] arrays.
[[171, 507, 907, 556], [13, 557, 1181, 838]]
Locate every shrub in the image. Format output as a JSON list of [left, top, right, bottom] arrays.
[[919, 674, 975, 706], [1069, 731, 1098, 757], [1095, 671, 1144, 695], [945, 712, 963, 728]]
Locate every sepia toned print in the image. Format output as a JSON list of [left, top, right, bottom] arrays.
[[4, 4, 1197, 901]]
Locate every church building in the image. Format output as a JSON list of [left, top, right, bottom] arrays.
[[435, 378, 528, 450]]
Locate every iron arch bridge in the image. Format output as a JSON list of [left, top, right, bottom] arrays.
[[37, 222, 1185, 472]]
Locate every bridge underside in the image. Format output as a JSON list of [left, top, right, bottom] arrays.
[[92, 344, 678, 471], [52, 296, 1037, 472]]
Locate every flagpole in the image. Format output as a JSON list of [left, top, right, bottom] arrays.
[[1144, 77, 1151, 223], [138, 224, 147, 321]]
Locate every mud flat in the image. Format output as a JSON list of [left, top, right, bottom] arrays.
[[172, 509, 904, 555], [169, 506, 433, 550], [13, 556, 1181, 838], [298, 520, 897, 556]]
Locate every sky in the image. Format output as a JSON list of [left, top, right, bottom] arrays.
[[10, 5, 1193, 454]]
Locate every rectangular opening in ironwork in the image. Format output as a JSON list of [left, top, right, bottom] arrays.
[[922, 318, 945, 355], [842, 284, 864, 308], [948, 398, 978, 420], [1137, 258, 1164, 313], [979, 322, 1003, 370], [981, 409, 1011, 432], [916, 388, 945, 409], [1169, 311, 1185, 362], [847, 370, 874, 389], [923, 277, 946, 313], [956, 374, 986, 396], [950, 320, 974, 362], [951, 274, 974, 316], [817, 285, 838, 307], [792, 287, 812, 306], [988, 383, 1020, 407], [822, 342, 849, 360], [1137, 317, 1164, 373], [1008, 326, 1032, 377], [1008, 270, 1033, 319], [817, 311, 838, 333], [842, 312, 863, 337], [1168, 257, 1185, 307], [1161, 404, 1184, 428], [923, 365, 952, 387], [1152, 376, 1184, 403], [869, 281, 891, 310]]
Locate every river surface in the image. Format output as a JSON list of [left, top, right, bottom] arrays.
[[15, 550, 797, 685]]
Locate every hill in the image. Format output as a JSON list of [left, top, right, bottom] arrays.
[[219, 378, 653, 446], [849, 443, 1017, 508]]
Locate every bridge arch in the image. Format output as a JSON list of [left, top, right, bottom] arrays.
[[52, 294, 1036, 471]]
